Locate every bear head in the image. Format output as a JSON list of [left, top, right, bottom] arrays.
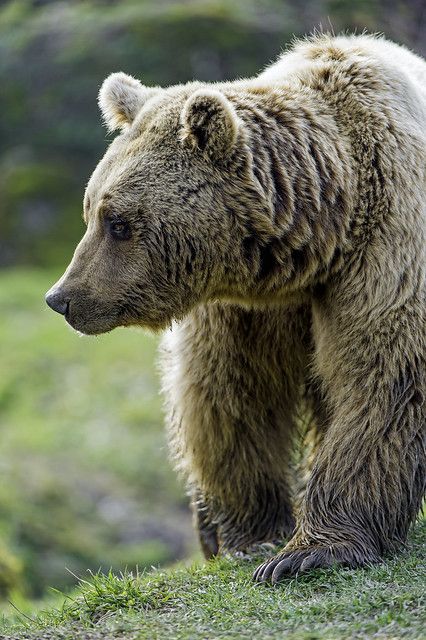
[[45, 73, 299, 334]]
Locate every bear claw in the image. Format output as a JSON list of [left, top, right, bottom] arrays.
[[253, 548, 326, 583], [253, 543, 378, 584]]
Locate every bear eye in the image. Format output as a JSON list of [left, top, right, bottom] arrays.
[[107, 217, 131, 241]]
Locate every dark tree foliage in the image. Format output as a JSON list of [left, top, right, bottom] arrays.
[[0, 0, 424, 266]]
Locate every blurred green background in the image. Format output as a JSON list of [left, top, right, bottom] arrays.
[[0, 0, 424, 606]]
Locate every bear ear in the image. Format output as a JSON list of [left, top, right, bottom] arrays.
[[98, 72, 159, 132], [180, 90, 239, 161]]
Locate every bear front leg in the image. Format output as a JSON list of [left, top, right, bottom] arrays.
[[255, 299, 426, 583], [162, 302, 311, 555]]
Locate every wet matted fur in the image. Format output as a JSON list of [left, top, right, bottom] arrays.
[[46, 34, 426, 583]]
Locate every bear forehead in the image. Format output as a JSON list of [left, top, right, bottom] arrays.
[[130, 83, 202, 140], [84, 121, 189, 219]]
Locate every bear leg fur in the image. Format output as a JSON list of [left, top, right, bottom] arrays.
[[255, 272, 426, 582], [162, 302, 311, 555]]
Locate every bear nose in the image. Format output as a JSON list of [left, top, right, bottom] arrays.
[[45, 288, 70, 316]]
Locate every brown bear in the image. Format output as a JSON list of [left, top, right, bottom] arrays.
[[46, 34, 426, 584]]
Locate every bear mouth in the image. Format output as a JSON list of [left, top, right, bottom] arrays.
[[64, 303, 120, 336]]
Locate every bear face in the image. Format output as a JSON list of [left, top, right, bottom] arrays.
[[46, 73, 266, 334]]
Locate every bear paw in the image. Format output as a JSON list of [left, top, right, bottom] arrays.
[[253, 542, 379, 584]]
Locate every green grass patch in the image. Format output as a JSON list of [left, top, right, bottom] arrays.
[[2, 520, 425, 639], [0, 269, 194, 599]]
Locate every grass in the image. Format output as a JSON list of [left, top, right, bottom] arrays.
[[0, 268, 194, 600], [0, 268, 424, 638], [1, 520, 425, 639]]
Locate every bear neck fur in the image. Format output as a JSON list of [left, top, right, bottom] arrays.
[[216, 83, 355, 303]]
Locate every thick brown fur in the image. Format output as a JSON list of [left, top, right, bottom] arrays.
[[46, 34, 426, 583]]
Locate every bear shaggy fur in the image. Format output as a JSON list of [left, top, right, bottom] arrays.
[[46, 34, 426, 583]]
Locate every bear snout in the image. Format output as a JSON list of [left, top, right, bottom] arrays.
[[45, 287, 70, 316]]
